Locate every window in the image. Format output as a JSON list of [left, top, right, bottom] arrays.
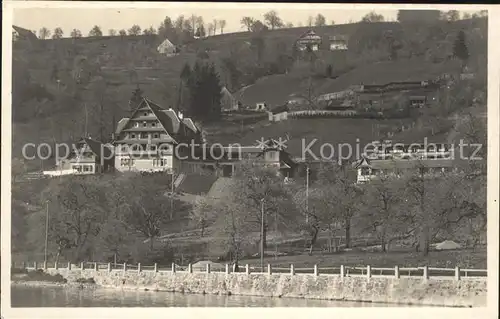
[[130, 133, 136, 139], [144, 112, 148, 116], [134, 122, 139, 128], [153, 133, 159, 139], [360, 167, 370, 176], [152, 122, 156, 127], [141, 133, 148, 139], [150, 145, 157, 151], [142, 122, 147, 127], [84, 165, 90, 172]]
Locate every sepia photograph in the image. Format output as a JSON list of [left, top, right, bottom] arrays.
[[1, 1, 498, 317]]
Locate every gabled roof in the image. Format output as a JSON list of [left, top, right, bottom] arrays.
[[298, 30, 321, 41], [115, 118, 129, 135], [269, 104, 289, 114], [12, 25, 38, 41], [71, 137, 113, 159]]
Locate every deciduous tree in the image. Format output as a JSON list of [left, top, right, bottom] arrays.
[[264, 10, 284, 30]]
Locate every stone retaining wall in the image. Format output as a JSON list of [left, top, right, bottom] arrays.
[[45, 268, 487, 307]]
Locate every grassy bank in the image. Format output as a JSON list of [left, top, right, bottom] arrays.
[[240, 247, 487, 269]]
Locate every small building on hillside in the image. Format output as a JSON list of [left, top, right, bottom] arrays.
[[43, 137, 114, 177], [352, 156, 454, 184], [254, 102, 268, 112], [296, 30, 322, 51], [157, 38, 177, 56], [12, 25, 38, 48], [221, 87, 239, 112], [268, 104, 289, 122], [329, 36, 348, 51]]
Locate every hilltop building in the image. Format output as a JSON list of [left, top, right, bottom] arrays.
[[353, 140, 453, 183], [268, 104, 289, 122], [220, 87, 239, 112], [296, 30, 322, 51], [329, 36, 348, 51], [114, 97, 202, 173], [157, 38, 177, 56], [43, 137, 114, 177]]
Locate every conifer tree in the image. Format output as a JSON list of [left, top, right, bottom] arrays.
[[453, 30, 469, 70]]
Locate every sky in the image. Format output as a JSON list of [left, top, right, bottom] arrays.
[[12, 3, 483, 38], [12, 3, 404, 37]]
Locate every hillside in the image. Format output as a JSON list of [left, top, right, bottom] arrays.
[[11, 17, 487, 172]]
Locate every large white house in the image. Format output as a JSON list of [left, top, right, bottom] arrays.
[[114, 97, 202, 173]]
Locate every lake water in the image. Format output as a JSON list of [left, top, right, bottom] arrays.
[[11, 285, 395, 307]]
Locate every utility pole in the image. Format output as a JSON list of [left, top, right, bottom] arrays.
[[305, 165, 309, 224], [260, 198, 265, 272], [275, 208, 278, 260], [170, 170, 175, 220], [44, 201, 49, 265]]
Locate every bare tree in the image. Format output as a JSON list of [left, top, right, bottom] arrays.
[[143, 26, 157, 35], [361, 11, 385, 22], [207, 23, 215, 36], [285, 22, 294, 28], [219, 19, 227, 34], [109, 173, 175, 251], [189, 197, 217, 237], [264, 10, 284, 30], [315, 14, 326, 27], [89, 25, 103, 37], [39, 27, 51, 40], [212, 19, 218, 35], [52, 27, 64, 39], [118, 29, 127, 37], [128, 25, 142, 36], [108, 29, 117, 36], [241, 16, 255, 31], [307, 16, 314, 27], [70, 29, 82, 39]]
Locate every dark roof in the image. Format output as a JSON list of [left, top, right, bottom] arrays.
[[72, 137, 113, 159], [12, 25, 38, 42], [270, 104, 289, 114], [175, 173, 219, 195], [116, 97, 201, 144]]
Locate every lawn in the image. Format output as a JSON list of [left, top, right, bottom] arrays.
[[240, 247, 487, 269]]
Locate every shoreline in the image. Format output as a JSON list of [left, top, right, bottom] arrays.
[[10, 280, 468, 307]]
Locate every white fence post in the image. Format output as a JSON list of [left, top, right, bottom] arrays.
[[22, 261, 26, 269], [80, 262, 84, 270], [68, 262, 71, 270], [34, 261, 38, 269], [138, 263, 142, 273], [245, 264, 250, 275], [455, 266, 461, 281], [108, 263, 112, 272], [43, 261, 47, 270], [314, 264, 319, 276], [188, 264, 193, 273], [154, 263, 158, 273], [225, 264, 230, 274], [94, 262, 98, 271], [290, 264, 295, 276], [423, 266, 429, 280], [267, 264, 272, 275], [123, 263, 127, 272], [55, 261, 59, 270], [366, 265, 371, 279], [206, 264, 211, 274], [394, 265, 400, 279], [340, 265, 345, 278]]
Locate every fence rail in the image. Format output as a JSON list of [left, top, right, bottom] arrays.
[[14, 261, 487, 281]]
